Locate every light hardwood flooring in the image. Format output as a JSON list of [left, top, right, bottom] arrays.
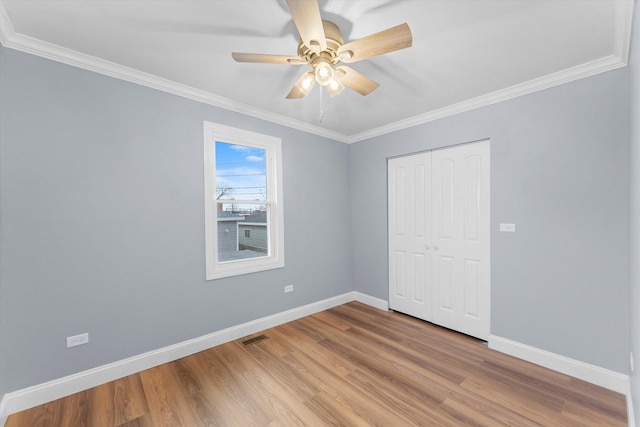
[[6, 302, 627, 426]]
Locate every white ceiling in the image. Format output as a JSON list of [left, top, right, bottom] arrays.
[[0, 0, 634, 142]]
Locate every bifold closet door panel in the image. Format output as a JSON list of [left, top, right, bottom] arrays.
[[388, 152, 433, 321], [432, 141, 490, 340]]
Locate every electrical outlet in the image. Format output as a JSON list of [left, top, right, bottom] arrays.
[[499, 223, 516, 232], [67, 333, 89, 348], [284, 285, 294, 293], [631, 352, 635, 372]]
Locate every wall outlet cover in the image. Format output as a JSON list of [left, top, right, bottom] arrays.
[[66, 333, 89, 348], [499, 223, 516, 232]]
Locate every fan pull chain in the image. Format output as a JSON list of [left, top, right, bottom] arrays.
[[319, 87, 324, 123]]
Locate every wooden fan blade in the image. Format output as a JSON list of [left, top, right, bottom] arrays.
[[336, 66, 380, 96], [232, 52, 302, 64], [285, 0, 327, 52], [286, 85, 306, 99], [337, 23, 412, 63]]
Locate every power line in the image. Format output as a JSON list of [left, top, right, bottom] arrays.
[[217, 173, 265, 177], [215, 186, 266, 190]]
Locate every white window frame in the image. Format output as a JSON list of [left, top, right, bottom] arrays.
[[203, 121, 284, 280]]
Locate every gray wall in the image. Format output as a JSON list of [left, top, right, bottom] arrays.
[[350, 69, 630, 373], [0, 32, 633, 401], [629, 1, 640, 422], [0, 46, 352, 396]]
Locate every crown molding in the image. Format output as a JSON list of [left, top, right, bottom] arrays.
[[613, 0, 635, 63], [0, 1, 633, 146], [0, 4, 348, 143], [0, 1, 14, 46], [345, 53, 629, 143], [345, 0, 634, 143]]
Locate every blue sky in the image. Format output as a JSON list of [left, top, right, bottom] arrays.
[[215, 141, 266, 201]]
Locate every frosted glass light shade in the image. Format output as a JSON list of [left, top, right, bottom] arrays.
[[295, 71, 315, 96], [314, 62, 334, 86], [327, 77, 345, 97]]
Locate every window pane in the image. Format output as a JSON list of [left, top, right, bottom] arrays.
[[215, 142, 269, 262], [217, 203, 268, 263], [215, 141, 267, 201], [204, 121, 284, 280]]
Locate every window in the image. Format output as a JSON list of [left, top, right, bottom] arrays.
[[203, 122, 284, 280]]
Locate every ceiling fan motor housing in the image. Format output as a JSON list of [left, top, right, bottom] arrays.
[[297, 20, 344, 65]]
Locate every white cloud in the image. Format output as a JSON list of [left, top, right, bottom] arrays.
[[230, 144, 260, 153]]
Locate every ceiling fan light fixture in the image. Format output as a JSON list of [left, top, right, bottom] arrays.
[[295, 71, 316, 96], [233, 1, 413, 100], [314, 61, 334, 86], [327, 77, 345, 97]]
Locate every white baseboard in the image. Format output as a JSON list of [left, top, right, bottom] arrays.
[[13, 296, 631, 425], [489, 335, 629, 394], [626, 380, 636, 427], [353, 291, 389, 311], [490, 335, 635, 426], [0, 291, 372, 420]]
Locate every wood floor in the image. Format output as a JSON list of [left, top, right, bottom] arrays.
[[6, 302, 627, 426]]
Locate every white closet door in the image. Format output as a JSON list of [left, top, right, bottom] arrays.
[[388, 140, 490, 341], [432, 141, 490, 340], [388, 152, 433, 320]]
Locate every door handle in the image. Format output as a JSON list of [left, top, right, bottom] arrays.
[[433, 245, 439, 251], [424, 245, 430, 250]]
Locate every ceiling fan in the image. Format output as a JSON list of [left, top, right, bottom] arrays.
[[232, 0, 412, 99]]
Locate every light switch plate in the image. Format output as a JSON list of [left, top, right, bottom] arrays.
[[499, 223, 516, 232]]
